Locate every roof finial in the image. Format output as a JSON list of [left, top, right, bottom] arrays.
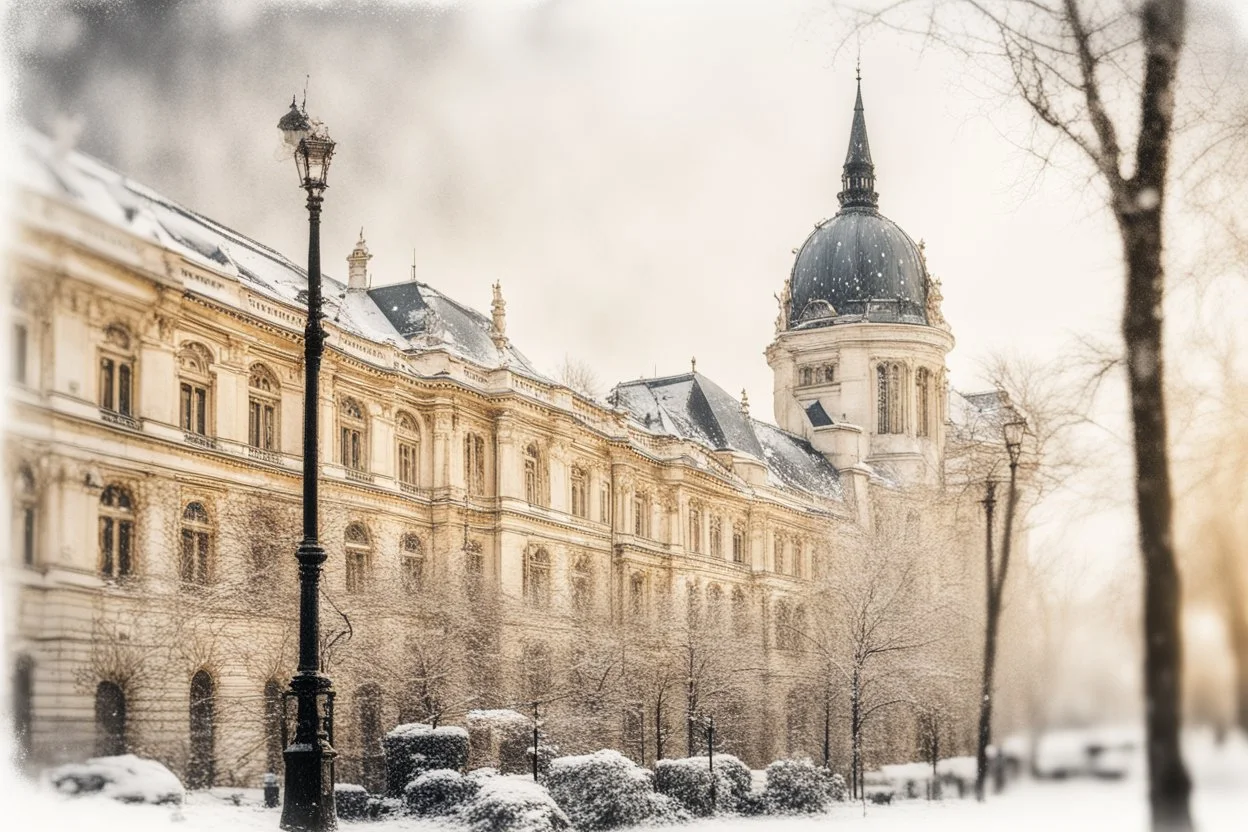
[[490, 281, 509, 352], [691, 356, 697, 374], [740, 389, 750, 418], [410, 249, 417, 282], [837, 69, 878, 211]]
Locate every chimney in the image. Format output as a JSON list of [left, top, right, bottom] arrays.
[[346, 228, 372, 291]]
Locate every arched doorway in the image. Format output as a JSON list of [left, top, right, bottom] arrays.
[[187, 670, 215, 788], [95, 681, 126, 756], [13, 656, 34, 764], [263, 679, 284, 776]]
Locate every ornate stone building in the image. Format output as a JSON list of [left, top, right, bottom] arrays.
[[5, 83, 1000, 786]]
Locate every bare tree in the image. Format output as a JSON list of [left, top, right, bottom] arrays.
[[849, 2, 1196, 822], [556, 356, 602, 401]]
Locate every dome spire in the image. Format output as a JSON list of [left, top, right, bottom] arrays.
[[837, 70, 878, 210]]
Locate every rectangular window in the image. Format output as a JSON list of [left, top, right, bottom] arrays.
[[101, 358, 115, 411], [264, 405, 276, 449], [249, 400, 277, 450], [117, 520, 132, 576], [22, 506, 35, 566], [13, 323, 27, 384], [399, 441, 419, 486], [341, 428, 364, 470], [249, 401, 262, 448], [118, 364, 132, 416], [100, 517, 114, 576], [181, 383, 208, 435]]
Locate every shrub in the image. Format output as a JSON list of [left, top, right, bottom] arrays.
[[334, 783, 369, 820], [405, 768, 480, 817], [462, 775, 572, 832], [655, 756, 744, 816], [735, 791, 769, 816], [468, 709, 537, 774], [869, 791, 894, 805], [763, 758, 830, 814], [383, 723, 470, 797], [546, 750, 672, 830], [826, 772, 848, 802], [49, 755, 184, 806]]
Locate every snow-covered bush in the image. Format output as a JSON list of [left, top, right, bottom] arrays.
[[546, 749, 678, 830], [335, 783, 369, 820], [826, 772, 848, 801], [48, 754, 184, 806], [404, 768, 480, 817], [655, 756, 741, 815], [383, 723, 470, 797], [462, 775, 572, 832], [710, 755, 752, 806], [869, 791, 894, 805], [468, 709, 532, 773], [763, 758, 830, 814]]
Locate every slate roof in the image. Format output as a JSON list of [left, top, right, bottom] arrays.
[[612, 372, 842, 500], [17, 128, 542, 377]]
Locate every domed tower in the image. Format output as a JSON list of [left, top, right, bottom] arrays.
[[766, 77, 953, 487]]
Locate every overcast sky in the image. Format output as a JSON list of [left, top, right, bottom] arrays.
[[5, 0, 1247, 584]]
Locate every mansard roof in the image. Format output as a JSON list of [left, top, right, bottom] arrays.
[[17, 129, 541, 376], [612, 372, 842, 500]]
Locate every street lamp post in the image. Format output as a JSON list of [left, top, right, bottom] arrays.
[[974, 415, 1028, 802], [278, 98, 338, 832]]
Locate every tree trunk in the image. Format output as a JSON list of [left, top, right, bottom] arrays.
[[850, 665, 861, 800], [1218, 539, 1248, 733]]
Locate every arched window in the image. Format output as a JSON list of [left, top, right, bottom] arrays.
[[95, 681, 127, 756], [709, 515, 722, 557], [396, 412, 420, 490], [706, 584, 724, 628], [464, 540, 485, 591], [248, 364, 281, 451], [99, 323, 135, 419], [345, 523, 372, 593], [263, 679, 284, 776], [99, 485, 134, 579], [525, 546, 550, 606], [731, 587, 748, 636], [401, 533, 424, 592], [688, 502, 703, 553], [632, 491, 651, 538], [570, 466, 588, 518], [732, 524, 745, 564], [523, 443, 546, 505], [629, 573, 646, 619], [876, 362, 905, 435], [916, 367, 932, 437], [792, 605, 808, 651], [16, 465, 36, 567], [339, 398, 368, 472], [188, 670, 216, 788], [356, 683, 385, 793], [178, 343, 214, 437], [775, 601, 792, 650], [464, 432, 486, 495], [522, 643, 553, 700], [570, 554, 591, 614], [773, 532, 785, 574], [180, 502, 212, 585], [686, 582, 702, 629]]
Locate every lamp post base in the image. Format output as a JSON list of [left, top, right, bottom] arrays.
[[281, 738, 337, 831], [281, 671, 338, 831]]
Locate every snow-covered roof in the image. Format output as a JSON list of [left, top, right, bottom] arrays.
[[612, 372, 842, 501], [17, 128, 541, 376]]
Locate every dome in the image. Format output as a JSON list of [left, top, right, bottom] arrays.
[[786, 78, 929, 328], [789, 208, 928, 326]]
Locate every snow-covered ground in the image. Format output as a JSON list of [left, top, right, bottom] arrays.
[[5, 730, 1245, 831]]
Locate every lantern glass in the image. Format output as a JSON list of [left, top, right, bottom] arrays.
[[277, 101, 311, 153], [1004, 418, 1026, 463], [299, 134, 335, 189]]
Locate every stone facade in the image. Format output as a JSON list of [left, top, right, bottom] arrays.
[[6, 113, 994, 788]]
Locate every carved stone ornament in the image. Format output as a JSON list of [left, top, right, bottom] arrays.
[[925, 275, 946, 328]]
